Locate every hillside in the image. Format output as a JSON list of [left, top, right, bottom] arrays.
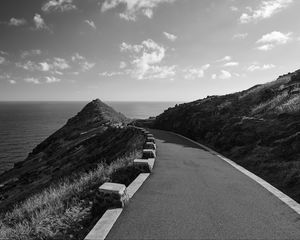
[[154, 70, 300, 202], [0, 99, 142, 210]]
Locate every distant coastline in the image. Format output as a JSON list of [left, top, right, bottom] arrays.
[[0, 101, 181, 174]]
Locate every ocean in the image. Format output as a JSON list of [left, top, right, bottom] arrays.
[[0, 101, 180, 174]]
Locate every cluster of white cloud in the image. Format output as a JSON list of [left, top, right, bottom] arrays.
[[9, 80, 16, 84], [71, 53, 96, 72], [42, 0, 77, 12], [247, 64, 275, 72], [0, 56, 5, 64], [23, 76, 62, 84], [45, 76, 61, 83], [119, 39, 175, 80], [216, 56, 232, 62], [3, 15, 49, 31], [24, 77, 40, 84], [14, 52, 95, 84], [240, 0, 293, 23], [256, 31, 292, 51], [85, 20, 96, 29], [99, 71, 124, 77], [21, 49, 42, 59], [183, 64, 210, 80], [8, 18, 27, 27], [224, 62, 239, 67], [17, 57, 70, 73], [211, 56, 243, 79], [33, 14, 49, 31], [163, 32, 177, 42], [212, 70, 232, 80], [101, 0, 176, 21], [233, 33, 248, 40]]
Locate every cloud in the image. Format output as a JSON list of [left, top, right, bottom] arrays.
[[0, 50, 8, 55], [53, 57, 70, 70], [120, 42, 143, 53], [257, 31, 292, 44], [40, 62, 51, 71], [101, 0, 176, 21], [42, 0, 77, 12], [8, 18, 27, 26], [120, 61, 127, 69], [85, 20, 96, 29], [33, 14, 49, 30], [256, 31, 292, 50], [233, 33, 248, 40], [21, 49, 42, 59], [240, 0, 293, 23], [9, 80, 17, 84], [145, 65, 176, 79], [24, 77, 40, 84], [120, 39, 175, 80], [16, 61, 40, 71], [224, 62, 239, 67], [71, 53, 95, 72], [183, 64, 210, 80], [217, 56, 232, 62], [230, 6, 239, 12], [219, 70, 232, 79], [163, 32, 177, 41], [256, 44, 274, 51], [45, 76, 61, 83], [17, 57, 70, 72], [0, 56, 5, 64], [247, 64, 275, 71], [99, 71, 124, 77]]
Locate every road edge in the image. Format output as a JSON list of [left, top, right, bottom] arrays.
[[169, 131, 300, 215]]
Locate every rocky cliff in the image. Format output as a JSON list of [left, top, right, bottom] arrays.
[[0, 99, 142, 210], [154, 70, 300, 202]]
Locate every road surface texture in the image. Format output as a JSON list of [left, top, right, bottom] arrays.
[[107, 129, 300, 239]]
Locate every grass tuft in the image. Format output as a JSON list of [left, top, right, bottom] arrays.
[[0, 151, 142, 240]]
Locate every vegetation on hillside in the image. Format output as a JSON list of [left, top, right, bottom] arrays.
[[154, 70, 300, 202], [0, 99, 134, 210], [0, 152, 143, 240], [0, 99, 146, 239]]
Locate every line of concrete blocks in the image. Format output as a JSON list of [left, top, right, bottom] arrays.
[[132, 128, 157, 173], [99, 129, 156, 205], [86, 128, 157, 239]]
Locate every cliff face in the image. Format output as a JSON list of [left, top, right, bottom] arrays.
[[154, 70, 300, 201], [0, 99, 142, 210]]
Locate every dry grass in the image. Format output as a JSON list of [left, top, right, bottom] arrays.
[[275, 95, 300, 114], [251, 92, 289, 114], [0, 152, 139, 240], [239, 77, 289, 100]]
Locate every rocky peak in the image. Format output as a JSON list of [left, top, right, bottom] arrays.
[[66, 99, 128, 127]]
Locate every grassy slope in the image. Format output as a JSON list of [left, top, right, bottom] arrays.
[[154, 71, 300, 202], [0, 99, 146, 239], [0, 152, 144, 240]]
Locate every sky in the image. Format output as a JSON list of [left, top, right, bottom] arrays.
[[0, 0, 300, 102]]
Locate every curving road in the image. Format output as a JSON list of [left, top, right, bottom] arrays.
[[107, 129, 300, 239]]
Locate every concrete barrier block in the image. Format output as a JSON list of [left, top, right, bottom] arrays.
[[147, 136, 155, 143], [142, 149, 156, 159], [95, 183, 129, 209], [146, 133, 154, 138], [85, 209, 123, 240], [133, 159, 155, 173], [144, 142, 156, 150]]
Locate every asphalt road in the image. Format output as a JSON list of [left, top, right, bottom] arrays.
[[107, 129, 300, 239]]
